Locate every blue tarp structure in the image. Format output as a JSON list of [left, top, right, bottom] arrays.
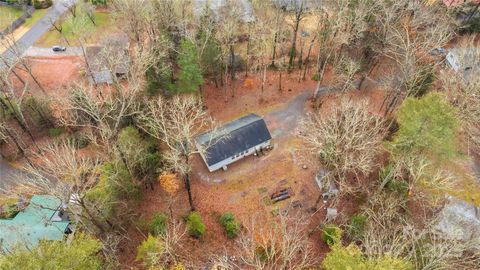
[[0, 195, 69, 252]]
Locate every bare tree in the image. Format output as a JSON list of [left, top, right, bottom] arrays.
[[236, 214, 317, 270], [250, 1, 276, 98], [18, 139, 118, 235], [298, 98, 386, 193], [362, 192, 480, 270], [440, 41, 480, 154], [286, 0, 308, 72], [376, 0, 454, 114], [0, 33, 47, 94], [138, 95, 216, 211], [217, 0, 243, 98]]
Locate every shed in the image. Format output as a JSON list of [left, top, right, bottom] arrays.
[[446, 47, 480, 81], [196, 113, 272, 172], [0, 195, 70, 252]]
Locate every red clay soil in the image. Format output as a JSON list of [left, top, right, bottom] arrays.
[[119, 69, 389, 269], [9, 56, 84, 96], [202, 69, 319, 122]]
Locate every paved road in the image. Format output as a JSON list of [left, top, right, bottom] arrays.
[[23, 46, 83, 57], [0, 0, 76, 69]]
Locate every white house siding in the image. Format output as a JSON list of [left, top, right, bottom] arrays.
[[206, 140, 271, 172], [446, 51, 460, 72]]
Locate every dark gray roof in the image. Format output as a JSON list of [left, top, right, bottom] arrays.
[[196, 114, 272, 166]]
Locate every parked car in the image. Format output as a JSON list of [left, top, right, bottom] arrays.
[[52, 46, 67, 52]]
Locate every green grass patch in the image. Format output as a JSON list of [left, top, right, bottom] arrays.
[[23, 9, 48, 28], [0, 6, 23, 30], [35, 10, 116, 47]]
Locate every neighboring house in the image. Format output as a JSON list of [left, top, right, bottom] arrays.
[[436, 196, 480, 244], [0, 195, 70, 252], [196, 113, 272, 172], [271, 0, 319, 10], [442, 0, 480, 8], [445, 47, 480, 80], [86, 33, 130, 85], [194, 0, 254, 23]]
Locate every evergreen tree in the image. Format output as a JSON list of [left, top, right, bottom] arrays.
[[177, 40, 204, 93], [389, 93, 459, 160]]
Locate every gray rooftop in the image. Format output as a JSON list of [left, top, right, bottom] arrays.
[[196, 114, 272, 166], [194, 0, 254, 23]]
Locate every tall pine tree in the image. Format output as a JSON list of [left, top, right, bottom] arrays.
[[177, 40, 203, 93]]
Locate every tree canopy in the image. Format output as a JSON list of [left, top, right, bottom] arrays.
[[389, 92, 459, 160], [322, 243, 413, 270], [177, 39, 204, 93], [0, 233, 103, 270]]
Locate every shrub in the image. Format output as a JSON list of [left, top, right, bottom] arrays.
[[311, 73, 319, 81], [186, 212, 205, 238], [149, 212, 167, 236], [136, 234, 164, 269], [219, 212, 241, 238], [348, 214, 367, 240], [386, 179, 409, 194], [48, 128, 64, 137], [0, 203, 20, 219], [321, 224, 343, 246]]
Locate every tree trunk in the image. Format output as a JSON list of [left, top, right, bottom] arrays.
[[0, 96, 38, 148], [302, 35, 316, 80], [261, 65, 267, 96], [271, 32, 278, 67], [3, 126, 34, 167], [288, 10, 303, 72], [229, 45, 235, 81], [297, 35, 304, 68], [278, 71, 282, 91], [79, 199, 107, 234], [184, 155, 195, 211]]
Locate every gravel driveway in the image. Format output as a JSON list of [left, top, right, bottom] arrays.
[[264, 92, 311, 139]]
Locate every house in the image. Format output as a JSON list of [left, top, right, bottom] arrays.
[[435, 196, 480, 245], [194, 0, 254, 23], [271, 0, 318, 10], [445, 48, 480, 80], [86, 33, 130, 85], [196, 113, 272, 172], [0, 195, 71, 252]]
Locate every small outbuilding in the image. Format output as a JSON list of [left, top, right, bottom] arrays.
[[196, 113, 272, 172], [445, 47, 480, 81]]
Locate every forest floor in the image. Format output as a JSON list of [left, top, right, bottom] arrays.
[[9, 55, 83, 95], [120, 70, 389, 269]]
